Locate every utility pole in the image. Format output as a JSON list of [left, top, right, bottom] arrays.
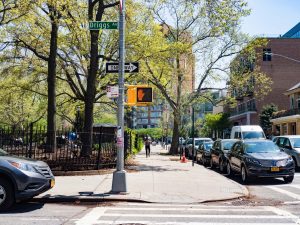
[[192, 106, 195, 167], [112, 0, 127, 193]]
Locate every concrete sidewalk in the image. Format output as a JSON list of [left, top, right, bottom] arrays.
[[36, 145, 248, 204]]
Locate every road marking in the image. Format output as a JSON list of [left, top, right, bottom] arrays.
[[75, 208, 106, 225], [284, 200, 300, 205], [103, 207, 266, 211], [101, 213, 293, 218], [94, 222, 296, 225], [116, 203, 252, 208], [266, 206, 300, 224], [265, 186, 300, 200]]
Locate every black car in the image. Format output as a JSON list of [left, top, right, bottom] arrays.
[[196, 142, 213, 167], [210, 139, 237, 172], [0, 149, 55, 211], [227, 139, 295, 184]]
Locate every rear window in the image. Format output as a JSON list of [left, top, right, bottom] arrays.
[[222, 141, 236, 150], [204, 143, 213, 150], [290, 138, 300, 148], [242, 131, 265, 139]]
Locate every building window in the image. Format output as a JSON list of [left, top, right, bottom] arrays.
[[263, 48, 272, 61], [291, 96, 295, 109]]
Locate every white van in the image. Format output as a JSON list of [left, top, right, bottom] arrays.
[[230, 125, 266, 139]]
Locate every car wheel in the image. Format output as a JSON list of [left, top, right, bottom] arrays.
[[202, 155, 208, 167], [241, 166, 250, 184], [226, 162, 232, 176], [210, 158, 215, 169], [219, 159, 225, 173], [0, 179, 15, 211], [283, 175, 294, 183]]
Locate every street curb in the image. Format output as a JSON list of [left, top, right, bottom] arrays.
[[32, 193, 248, 205]]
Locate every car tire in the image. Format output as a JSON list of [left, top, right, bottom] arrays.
[[226, 162, 232, 176], [283, 175, 294, 183], [241, 165, 251, 184], [210, 158, 215, 169], [0, 178, 15, 211], [202, 155, 208, 167], [219, 159, 225, 173]]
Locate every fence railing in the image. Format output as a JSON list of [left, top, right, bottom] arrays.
[[0, 126, 134, 171]]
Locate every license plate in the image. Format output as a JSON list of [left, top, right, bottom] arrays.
[[271, 167, 280, 172], [50, 179, 55, 188]]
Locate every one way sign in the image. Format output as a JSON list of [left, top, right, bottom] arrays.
[[106, 62, 139, 73]]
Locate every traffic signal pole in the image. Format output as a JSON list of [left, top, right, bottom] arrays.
[[112, 0, 127, 193]]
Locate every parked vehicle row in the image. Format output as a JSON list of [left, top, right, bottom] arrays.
[[194, 135, 296, 184]]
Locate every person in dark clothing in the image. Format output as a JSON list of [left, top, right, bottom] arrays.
[[145, 138, 151, 157]]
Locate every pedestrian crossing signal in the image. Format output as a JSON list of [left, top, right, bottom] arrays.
[[126, 85, 153, 106], [137, 87, 152, 103]]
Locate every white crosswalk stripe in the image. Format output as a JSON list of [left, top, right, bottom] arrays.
[[264, 184, 300, 203], [75, 203, 299, 225]]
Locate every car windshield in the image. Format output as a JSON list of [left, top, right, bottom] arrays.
[[222, 141, 235, 151], [0, 149, 8, 156], [195, 139, 211, 146], [245, 141, 280, 153], [290, 138, 300, 148], [204, 143, 213, 150], [242, 131, 265, 139]]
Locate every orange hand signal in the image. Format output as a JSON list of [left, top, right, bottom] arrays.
[[137, 89, 145, 101]]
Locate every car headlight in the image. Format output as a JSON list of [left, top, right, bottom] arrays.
[[8, 161, 37, 173], [286, 157, 294, 164], [245, 157, 261, 165]]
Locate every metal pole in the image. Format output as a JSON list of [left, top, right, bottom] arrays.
[[112, 0, 127, 193], [192, 106, 195, 166]]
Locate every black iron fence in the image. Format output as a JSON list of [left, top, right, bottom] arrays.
[[0, 125, 134, 171]]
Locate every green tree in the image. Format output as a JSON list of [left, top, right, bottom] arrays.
[[200, 113, 231, 138], [137, 0, 253, 154], [259, 104, 278, 136]]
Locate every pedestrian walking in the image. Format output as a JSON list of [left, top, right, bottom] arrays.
[[145, 138, 151, 157]]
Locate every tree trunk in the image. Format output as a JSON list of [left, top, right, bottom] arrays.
[[169, 111, 180, 154], [46, 13, 58, 153], [81, 1, 103, 157]]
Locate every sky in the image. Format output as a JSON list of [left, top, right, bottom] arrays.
[[241, 0, 300, 37]]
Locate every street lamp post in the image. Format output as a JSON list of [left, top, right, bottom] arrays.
[[264, 52, 300, 63], [192, 106, 195, 167], [112, 0, 127, 193]]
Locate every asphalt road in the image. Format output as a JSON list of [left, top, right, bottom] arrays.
[[1, 201, 299, 225], [1, 165, 300, 225]]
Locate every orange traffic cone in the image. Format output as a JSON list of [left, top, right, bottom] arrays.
[[181, 152, 187, 163]]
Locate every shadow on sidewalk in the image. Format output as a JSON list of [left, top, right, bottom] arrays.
[[128, 164, 188, 172]]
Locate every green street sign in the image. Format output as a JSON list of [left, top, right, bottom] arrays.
[[89, 21, 118, 30]]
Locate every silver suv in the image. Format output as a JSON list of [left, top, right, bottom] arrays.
[[274, 135, 300, 168], [0, 149, 55, 211]]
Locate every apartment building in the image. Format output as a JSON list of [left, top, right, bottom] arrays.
[[227, 23, 300, 126]]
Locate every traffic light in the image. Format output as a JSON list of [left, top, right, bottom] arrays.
[[126, 85, 153, 106]]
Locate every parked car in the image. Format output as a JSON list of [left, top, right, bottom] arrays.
[[274, 135, 300, 168], [0, 149, 55, 211], [227, 139, 295, 184], [184, 138, 193, 157], [187, 138, 213, 159], [210, 139, 238, 172], [196, 142, 214, 167], [230, 125, 266, 139]]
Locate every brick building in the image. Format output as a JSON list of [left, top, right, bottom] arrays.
[[228, 27, 300, 126]]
